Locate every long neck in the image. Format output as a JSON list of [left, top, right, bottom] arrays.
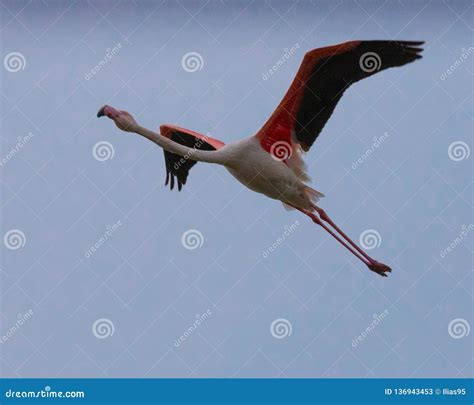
[[134, 125, 225, 165]]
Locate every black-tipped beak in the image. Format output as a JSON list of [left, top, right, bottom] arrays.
[[97, 106, 107, 118]]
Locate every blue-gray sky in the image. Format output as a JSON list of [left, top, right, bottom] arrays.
[[0, 0, 472, 377]]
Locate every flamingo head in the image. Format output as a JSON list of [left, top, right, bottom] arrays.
[[97, 105, 137, 132]]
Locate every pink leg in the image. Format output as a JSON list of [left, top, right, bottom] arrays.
[[297, 205, 391, 277], [312, 206, 375, 262], [294, 207, 370, 265]]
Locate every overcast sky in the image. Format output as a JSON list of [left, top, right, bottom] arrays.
[[1, 0, 472, 377]]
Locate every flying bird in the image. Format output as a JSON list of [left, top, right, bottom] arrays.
[[97, 40, 424, 277]]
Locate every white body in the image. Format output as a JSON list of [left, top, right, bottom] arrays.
[[133, 125, 322, 211], [217, 137, 322, 210]]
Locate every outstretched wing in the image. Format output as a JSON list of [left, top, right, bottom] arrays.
[[257, 40, 424, 153], [160, 125, 225, 191]]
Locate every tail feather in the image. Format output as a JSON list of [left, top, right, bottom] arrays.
[[305, 186, 325, 203], [281, 186, 324, 211]]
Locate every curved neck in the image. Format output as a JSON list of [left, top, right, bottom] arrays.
[[134, 125, 225, 165]]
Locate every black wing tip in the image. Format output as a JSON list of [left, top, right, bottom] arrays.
[[363, 40, 425, 45], [164, 170, 186, 192], [366, 39, 425, 62], [361, 40, 425, 51], [162, 128, 219, 192], [396, 40, 425, 45]]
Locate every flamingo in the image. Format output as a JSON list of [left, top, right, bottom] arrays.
[[97, 40, 424, 277]]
